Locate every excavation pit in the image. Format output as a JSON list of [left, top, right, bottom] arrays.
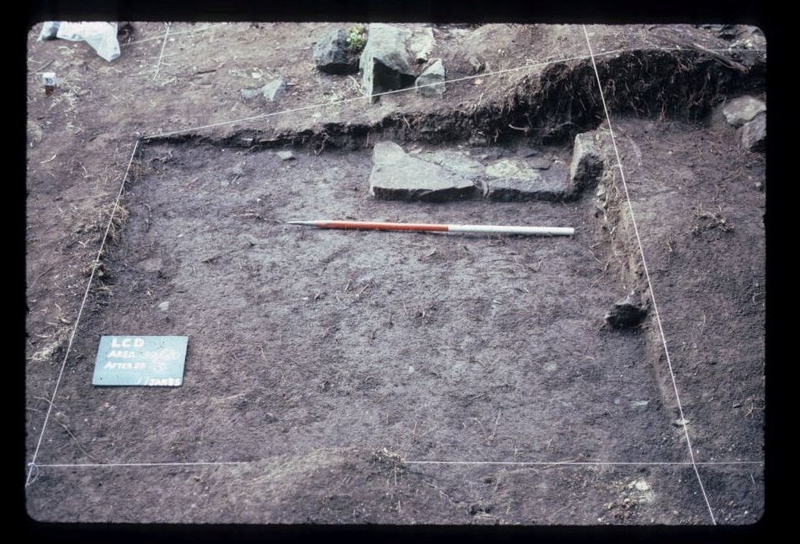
[[25, 22, 766, 526]]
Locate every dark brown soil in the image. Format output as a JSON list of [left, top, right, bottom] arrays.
[[24, 21, 766, 529]]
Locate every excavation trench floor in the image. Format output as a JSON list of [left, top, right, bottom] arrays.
[[26, 119, 764, 524]]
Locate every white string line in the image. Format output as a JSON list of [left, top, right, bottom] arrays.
[[581, 25, 717, 525], [152, 22, 171, 82], [33, 461, 248, 468], [25, 140, 142, 488], [30, 460, 762, 469], [404, 461, 762, 466]]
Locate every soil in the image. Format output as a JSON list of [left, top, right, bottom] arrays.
[[24, 21, 766, 531]]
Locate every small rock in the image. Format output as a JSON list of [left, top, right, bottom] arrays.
[[240, 88, 262, 102], [754, 182, 763, 191], [240, 233, 259, 247], [276, 150, 295, 161], [158, 301, 170, 312], [415, 58, 446, 97], [313, 28, 360, 75], [672, 418, 689, 427], [418, 149, 485, 180], [38, 21, 61, 40], [468, 503, 492, 515], [605, 292, 647, 328], [529, 157, 552, 170], [468, 55, 485, 73], [468, 131, 490, 147], [595, 184, 607, 199], [722, 96, 766, 127], [741, 112, 766, 152], [227, 164, 245, 177], [569, 132, 605, 194], [262, 78, 286, 102]]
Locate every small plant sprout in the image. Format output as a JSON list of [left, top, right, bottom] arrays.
[[346, 25, 368, 52]]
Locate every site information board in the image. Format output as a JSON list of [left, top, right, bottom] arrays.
[[92, 336, 188, 386]]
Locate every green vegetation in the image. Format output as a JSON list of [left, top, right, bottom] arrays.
[[346, 25, 368, 52]]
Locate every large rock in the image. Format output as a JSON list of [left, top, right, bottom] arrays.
[[569, 132, 605, 194], [313, 29, 359, 75], [369, 142, 477, 202], [360, 24, 416, 102], [722, 96, 766, 127], [415, 58, 446, 97], [741, 112, 766, 152], [485, 159, 570, 202]]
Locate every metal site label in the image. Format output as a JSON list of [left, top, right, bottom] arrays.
[[92, 336, 188, 386]]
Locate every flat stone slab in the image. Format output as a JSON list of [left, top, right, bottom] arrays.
[[370, 143, 573, 202], [417, 149, 485, 180], [722, 96, 766, 127], [485, 159, 570, 202], [369, 142, 477, 202]]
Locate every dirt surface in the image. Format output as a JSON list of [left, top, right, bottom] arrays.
[[24, 21, 767, 531]]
